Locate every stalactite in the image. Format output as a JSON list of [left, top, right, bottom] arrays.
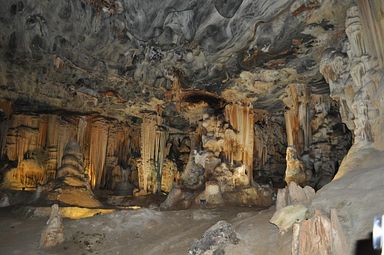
[[284, 84, 311, 155], [88, 119, 109, 189], [77, 116, 87, 150], [139, 117, 168, 193], [46, 115, 59, 179], [224, 103, 254, 183], [36, 115, 47, 149], [139, 117, 156, 193], [0, 119, 8, 160]]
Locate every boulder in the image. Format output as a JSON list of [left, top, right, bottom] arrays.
[[188, 220, 239, 255]]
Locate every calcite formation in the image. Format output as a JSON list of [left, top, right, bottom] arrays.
[[320, 6, 384, 149], [0, 111, 141, 191], [284, 147, 308, 186], [40, 204, 64, 249], [283, 82, 352, 188]]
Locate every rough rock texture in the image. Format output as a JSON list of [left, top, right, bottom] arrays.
[[283, 83, 352, 188], [189, 220, 239, 255], [320, 5, 384, 153], [276, 182, 315, 211], [0, 0, 355, 199], [40, 204, 64, 249], [0, 0, 353, 118], [291, 209, 347, 255]]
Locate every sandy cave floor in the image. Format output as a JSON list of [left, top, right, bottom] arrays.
[[0, 205, 291, 255]]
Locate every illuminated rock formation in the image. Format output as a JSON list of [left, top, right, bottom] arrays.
[[138, 116, 168, 194], [56, 141, 87, 187]]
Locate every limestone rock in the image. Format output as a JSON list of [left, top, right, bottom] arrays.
[[40, 204, 64, 249], [160, 185, 195, 210], [276, 182, 315, 211], [188, 220, 239, 255], [223, 186, 273, 207], [270, 204, 308, 233], [204, 181, 224, 206], [161, 159, 178, 193], [291, 210, 333, 255]]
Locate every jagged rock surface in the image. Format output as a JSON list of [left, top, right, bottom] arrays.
[[189, 220, 239, 255]]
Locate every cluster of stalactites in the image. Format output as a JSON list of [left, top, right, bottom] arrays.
[[139, 116, 169, 194], [283, 84, 311, 155], [1, 112, 140, 190], [223, 103, 254, 182]]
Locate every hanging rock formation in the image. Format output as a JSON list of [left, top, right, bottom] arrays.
[[0, 110, 141, 194]]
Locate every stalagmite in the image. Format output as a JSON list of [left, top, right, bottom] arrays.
[[284, 147, 308, 186], [40, 204, 64, 249]]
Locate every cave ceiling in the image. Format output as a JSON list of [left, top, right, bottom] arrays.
[[0, 0, 353, 126]]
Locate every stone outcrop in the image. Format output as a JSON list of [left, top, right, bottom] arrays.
[[56, 141, 87, 187], [276, 182, 316, 211], [0, 191, 10, 207]]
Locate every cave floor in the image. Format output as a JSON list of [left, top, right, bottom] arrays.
[[0, 205, 291, 255]]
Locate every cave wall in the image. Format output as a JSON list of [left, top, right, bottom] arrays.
[[320, 4, 384, 179], [283, 83, 352, 188]]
